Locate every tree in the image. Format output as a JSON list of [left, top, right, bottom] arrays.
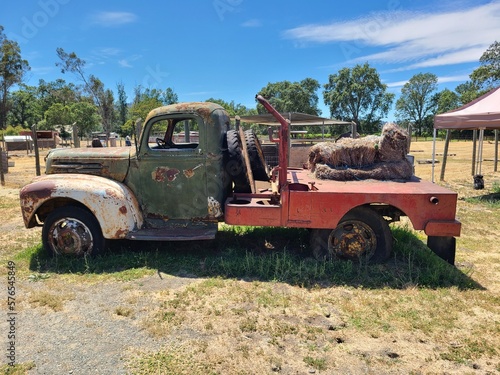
[[323, 63, 394, 134], [0, 26, 30, 129], [116, 81, 128, 128], [470, 41, 500, 89], [37, 78, 83, 116], [434, 88, 460, 115], [128, 85, 178, 122], [205, 98, 257, 117], [162, 87, 178, 105], [56, 48, 115, 140], [7, 84, 40, 127], [454, 81, 489, 106], [395, 73, 438, 136], [43, 103, 72, 130], [258, 78, 321, 115], [70, 101, 100, 137]]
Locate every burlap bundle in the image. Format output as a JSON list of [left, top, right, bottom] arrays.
[[308, 122, 411, 181], [314, 159, 413, 181], [308, 137, 379, 170], [378, 123, 409, 162]]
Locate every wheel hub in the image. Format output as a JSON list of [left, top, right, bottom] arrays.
[[48, 218, 94, 255], [329, 221, 377, 260]]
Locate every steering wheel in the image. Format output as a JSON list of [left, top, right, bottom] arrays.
[[156, 137, 167, 148]]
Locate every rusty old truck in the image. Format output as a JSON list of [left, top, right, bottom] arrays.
[[19, 95, 461, 264]]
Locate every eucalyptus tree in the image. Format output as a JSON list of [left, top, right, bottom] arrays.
[[56, 48, 115, 138]]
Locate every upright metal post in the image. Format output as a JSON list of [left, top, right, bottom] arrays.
[[0, 147, 5, 186], [440, 129, 451, 181], [432, 128, 436, 183], [494, 129, 498, 172], [32, 124, 41, 176], [471, 130, 477, 176], [184, 120, 190, 143], [477, 129, 484, 176]]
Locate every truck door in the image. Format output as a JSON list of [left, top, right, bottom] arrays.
[[128, 115, 209, 224]]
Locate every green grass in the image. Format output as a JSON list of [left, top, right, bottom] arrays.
[[0, 362, 36, 375], [463, 181, 500, 207], [21, 225, 479, 290]]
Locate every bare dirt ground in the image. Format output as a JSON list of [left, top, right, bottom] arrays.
[[0, 140, 499, 374]]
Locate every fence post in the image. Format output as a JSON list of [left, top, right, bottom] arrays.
[[440, 129, 451, 181], [72, 122, 80, 148], [0, 146, 5, 186], [32, 124, 41, 176]]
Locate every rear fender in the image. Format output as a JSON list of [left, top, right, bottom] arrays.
[[20, 174, 143, 239]]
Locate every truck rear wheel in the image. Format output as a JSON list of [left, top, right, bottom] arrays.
[[310, 206, 393, 263], [244, 129, 269, 181], [225, 130, 251, 193], [42, 206, 105, 256]]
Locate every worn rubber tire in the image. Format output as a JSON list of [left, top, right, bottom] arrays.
[[225, 130, 251, 193], [42, 206, 105, 257], [330, 206, 392, 263], [310, 206, 392, 263], [244, 129, 269, 181]]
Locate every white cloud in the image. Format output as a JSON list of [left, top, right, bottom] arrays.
[[386, 74, 471, 88], [241, 19, 262, 28], [90, 11, 138, 27], [118, 55, 142, 68], [283, 1, 500, 69], [94, 47, 121, 58]]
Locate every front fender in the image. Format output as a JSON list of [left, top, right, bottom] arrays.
[[20, 174, 144, 239]]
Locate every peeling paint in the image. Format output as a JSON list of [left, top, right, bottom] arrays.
[[208, 196, 223, 218], [152, 167, 180, 182]]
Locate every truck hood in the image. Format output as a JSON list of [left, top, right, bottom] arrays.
[[45, 147, 131, 182]]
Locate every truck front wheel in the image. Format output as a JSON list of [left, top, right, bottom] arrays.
[[42, 206, 105, 256], [310, 207, 393, 263]]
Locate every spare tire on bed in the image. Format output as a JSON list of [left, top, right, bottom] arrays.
[[244, 129, 269, 182], [225, 129, 251, 193]]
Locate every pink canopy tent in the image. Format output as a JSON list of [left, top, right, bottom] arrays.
[[432, 87, 500, 184], [434, 86, 500, 129]]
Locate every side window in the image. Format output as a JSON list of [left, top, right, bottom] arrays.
[[148, 118, 200, 150]]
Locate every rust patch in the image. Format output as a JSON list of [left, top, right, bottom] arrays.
[[183, 164, 203, 178], [114, 228, 127, 238], [208, 196, 223, 218], [152, 167, 179, 182], [147, 213, 170, 221], [119, 205, 128, 214], [20, 180, 57, 200], [105, 188, 120, 199]]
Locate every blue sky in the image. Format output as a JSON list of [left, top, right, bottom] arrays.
[[1, 0, 499, 121]]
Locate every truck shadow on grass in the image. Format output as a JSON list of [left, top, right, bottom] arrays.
[[28, 226, 483, 290]]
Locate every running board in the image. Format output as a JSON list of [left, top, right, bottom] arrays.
[[127, 225, 217, 241]]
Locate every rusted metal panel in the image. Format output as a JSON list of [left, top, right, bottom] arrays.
[[425, 220, 461, 237], [280, 169, 459, 232], [45, 147, 130, 181], [19, 174, 143, 239], [224, 197, 282, 226], [226, 166, 461, 238]]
